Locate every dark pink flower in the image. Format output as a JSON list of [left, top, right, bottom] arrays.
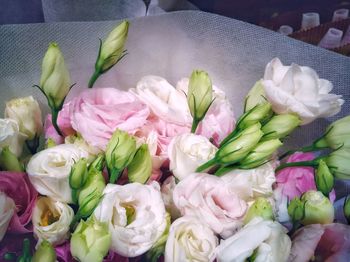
[[0, 172, 37, 234]]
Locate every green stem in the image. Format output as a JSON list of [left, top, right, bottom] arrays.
[[196, 158, 216, 172], [275, 160, 319, 173], [109, 168, 121, 184], [219, 128, 240, 147], [191, 118, 200, 133], [279, 144, 319, 160], [70, 213, 81, 232], [88, 69, 100, 89], [214, 165, 235, 176], [51, 108, 63, 136]]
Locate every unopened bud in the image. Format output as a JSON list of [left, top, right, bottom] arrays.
[[128, 144, 152, 184], [69, 158, 88, 189], [243, 197, 274, 224], [261, 114, 301, 140], [315, 160, 334, 197], [238, 103, 272, 130], [32, 240, 56, 262]]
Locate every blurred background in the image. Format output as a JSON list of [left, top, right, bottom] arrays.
[[1, 0, 350, 55]]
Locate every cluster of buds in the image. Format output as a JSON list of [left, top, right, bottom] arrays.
[[105, 129, 152, 184]]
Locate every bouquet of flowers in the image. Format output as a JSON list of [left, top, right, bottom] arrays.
[[0, 20, 349, 262]]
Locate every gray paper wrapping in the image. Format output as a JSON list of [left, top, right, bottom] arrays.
[[1, 11, 350, 199]]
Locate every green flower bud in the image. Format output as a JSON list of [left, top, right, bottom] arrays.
[[78, 168, 105, 218], [243, 197, 274, 224], [344, 196, 350, 224], [244, 80, 267, 112], [105, 129, 137, 183], [261, 114, 301, 141], [39, 43, 71, 109], [187, 70, 213, 125], [32, 240, 56, 262], [239, 139, 282, 169], [45, 138, 57, 149], [216, 123, 263, 165], [71, 217, 111, 262], [127, 144, 152, 184], [69, 158, 88, 189], [288, 197, 305, 223], [238, 103, 272, 130], [146, 213, 171, 262], [326, 148, 350, 179], [315, 115, 350, 149], [0, 146, 23, 172], [89, 154, 105, 172], [97, 21, 129, 73], [315, 160, 334, 197], [300, 190, 334, 225]]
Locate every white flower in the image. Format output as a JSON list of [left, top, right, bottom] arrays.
[[221, 162, 276, 203], [0, 118, 27, 157], [161, 176, 181, 219], [168, 134, 217, 180], [94, 182, 167, 257], [130, 75, 191, 125], [26, 144, 89, 203], [173, 173, 247, 238], [0, 192, 15, 241], [5, 96, 43, 140], [262, 58, 343, 125], [216, 217, 291, 262], [165, 216, 218, 262], [64, 135, 102, 162], [32, 197, 74, 246]]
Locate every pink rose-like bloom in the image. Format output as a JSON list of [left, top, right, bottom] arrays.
[[0, 172, 37, 234], [173, 173, 247, 238], [289, 223, 350, 262], [276, 152, 335, 201], [69, 88, 150, 150]]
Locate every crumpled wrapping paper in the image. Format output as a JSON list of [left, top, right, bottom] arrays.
[[1, 10, 350, 199]]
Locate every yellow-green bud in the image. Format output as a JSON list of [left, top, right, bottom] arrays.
[[106, 129, 137, 183], [71, 217, 111, 262], [39, 42, 71, 109], [239, 139, 282, 168], [0, 146, 23, 172], [96, 21, 129, 73], [89, 154, 105, 172], [69, 158, 88, 189], [32, 240, 56, 262], [344, 196, 350, 224], [45, 138, 57, 148], [315, 160, 334, 197], [78, 168, 105, 218], [288, 197, 305, 223], [244, 80, 267, 112], [216, 123, 263, 165], [187, 70, 213, 122], [243, 197, 274, 224], [127, 144, 152, 184], [300, 190, 334, 225], [261, 114, 301, 140], [238, 103, 272, 130], [326, 148, 350, 179]]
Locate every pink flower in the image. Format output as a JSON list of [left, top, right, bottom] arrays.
[[0, 172, 37, 234], [55, 242, 73, 262], [69, 88, 150, 150], [276, 152, 335, 201], [173, 173, 247, 238], [289, 223, 350, 262]]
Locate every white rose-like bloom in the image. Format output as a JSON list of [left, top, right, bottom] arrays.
[[94, 182, 167, 257], [131, 75, 191, 125], [216, 217, 291, 262], [26, 144, 89, 203], [32, 197, 74, 246], [221, 162, 276, 203], [0, 118, 27, 157], [165, 216, 218, 262], [262, 58, 344, 125], [161, 176, 181, 219], [173, 173, 247, 238], [0, 192, 15, 241], [168, 134, 217, 180], [5, 96, 43, 140]]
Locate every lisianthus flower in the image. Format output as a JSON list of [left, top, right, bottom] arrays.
[[289, 223, 350, 262], [0, 171, 37, 233], [173, 173, 247, 238]]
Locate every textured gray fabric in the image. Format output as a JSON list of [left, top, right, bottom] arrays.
[[1, 10, 350, 198]]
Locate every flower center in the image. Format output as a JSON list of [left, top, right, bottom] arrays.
[[121, 203, 136, 225], [40, 208, 60, 226]]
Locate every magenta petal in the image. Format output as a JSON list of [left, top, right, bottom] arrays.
[[55, 242, 74, 262]]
